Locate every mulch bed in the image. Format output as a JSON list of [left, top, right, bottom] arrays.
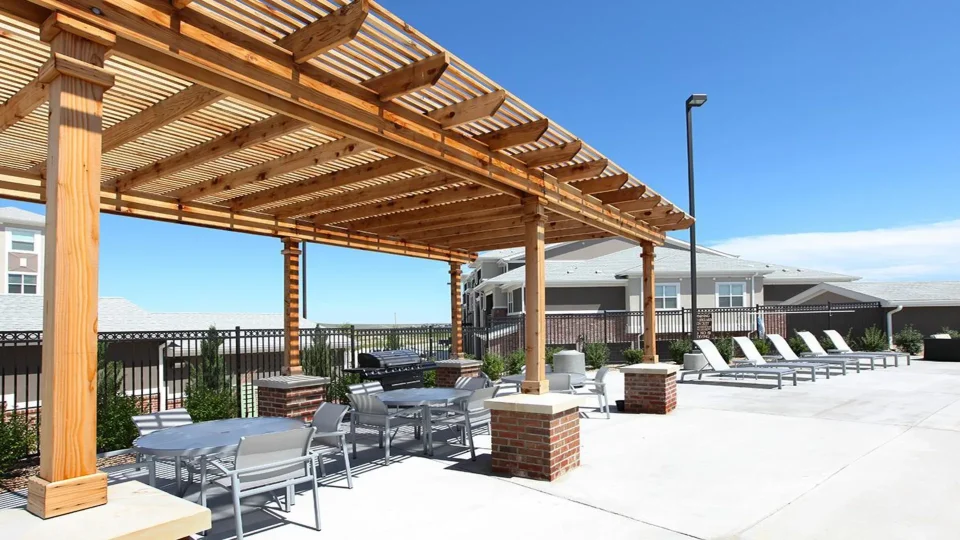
[[1, 454, 136, 494]]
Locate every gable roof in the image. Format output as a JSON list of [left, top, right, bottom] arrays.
[[0, 207, 44, 227], [0, 295, 319, 332], [781, 281, 960, 307]]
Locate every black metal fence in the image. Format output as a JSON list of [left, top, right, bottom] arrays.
[[462, 302, 886, 362]]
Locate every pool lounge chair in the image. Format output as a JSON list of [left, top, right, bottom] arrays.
[[796, 331, 887, 369], [767, 334, 859, 374], [732, 336, 831, 382], [680, 339, 797, 389], [822, 329, 910, 367]]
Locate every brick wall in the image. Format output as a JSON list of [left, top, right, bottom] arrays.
[[491, 407, 580, 481], [257, 385, 326, 422], [436, 363, 480, 387], [624, 372, 677, 414]]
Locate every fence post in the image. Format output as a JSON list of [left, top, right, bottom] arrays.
[[350, 325, 357, 368], [234, 326, 243, 417], [603, 310, 609, 344]]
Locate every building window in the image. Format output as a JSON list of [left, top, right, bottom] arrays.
[[717, 282, 746, 308], [8, 273, 37, 294], [654, 284, 680, 310], [9, 229, 36, 252]]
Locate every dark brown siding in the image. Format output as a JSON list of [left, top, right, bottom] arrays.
[[765, 284, 816, 303], [545, 287, 625, 312], [891, 307, 960, 336]]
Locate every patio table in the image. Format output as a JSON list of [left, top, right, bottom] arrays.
[[376, 388, 471, 456], [133, 416, 305, 495], [500, 372, 587, 392]]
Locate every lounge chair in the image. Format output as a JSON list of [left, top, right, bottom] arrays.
[[681, 339, 798, 389], [767, 334, 859, 374], [796, 331, 885, 369], [732, 336, 831, 382], [822, 329, 910, 367]]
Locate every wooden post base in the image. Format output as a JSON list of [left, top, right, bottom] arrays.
[[27, 472, 108, 519], [642, 354, 659, 364], [521, 378, 548, 395]]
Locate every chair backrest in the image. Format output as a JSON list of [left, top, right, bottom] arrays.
[[594, 366, 611, 383], [932, 333, 952, 339], [732, 336, 766, 364], [823, 330, 852, 352], [236, 427, 314, 487], [693, 340, 730, 371], [546, 373, 573, 393], [455, 376, 488, 390], [767, 334, 799, 361], [797, 331, 827, 355], [520, 365, 554, 375], [132, 408, 193, 436], [310, 402, 350, 433], [467, 386, 498, 411], [347, 393, 389, 424], [348, 381, 383, 395]]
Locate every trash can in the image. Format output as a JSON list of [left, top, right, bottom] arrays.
[[683, 353, 706, 370], [553, 350, 586, 375]]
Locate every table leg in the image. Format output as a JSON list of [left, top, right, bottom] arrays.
[[175, 456, 182, 494], [199, 456, 207, 507], [422, 404, 432, 456]]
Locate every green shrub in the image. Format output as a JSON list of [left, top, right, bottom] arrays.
[[751, 338, 772, 356], [941, 327, 960, 339], [482, 352, 506, 381], [327, 372, 362, 404], [96, 343, 141, 453], [584, 342, 610, 370], [385, 328, 402, 349], [0, 409, 35, 476], [422, 370, 437, 388], [788, 335, 809, 354], [545, 346, 564, 366], [505, 349, 525, 376], [669, 339, 692, 364], [623, 348, 644, 364], [714, 338, 733, 363], [858, 326, 888, 352], [185, 326, 237, 422], [301, 325, 334, 377], [893, 325, 923, 355]]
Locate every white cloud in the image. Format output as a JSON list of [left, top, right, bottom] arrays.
[[710, 220, 960, 281]]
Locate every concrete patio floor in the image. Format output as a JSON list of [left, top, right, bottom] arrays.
[[6, 359, 960, 539]]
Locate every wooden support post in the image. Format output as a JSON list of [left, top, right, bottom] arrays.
[[27, 12, 116, 519], [282, 237, 302, 375], [641, 241, 659, 363], [522, 197, 548, 394], [449, 262, 463, 358]]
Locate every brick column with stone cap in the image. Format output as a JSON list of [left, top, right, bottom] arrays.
[[485, 393, 583, 481], [254, 375, 330, 423], [435, 358, 481, 387], [622, 364, 680, 414]]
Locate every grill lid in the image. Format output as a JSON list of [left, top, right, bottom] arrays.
[[357, 349, 422, 368]]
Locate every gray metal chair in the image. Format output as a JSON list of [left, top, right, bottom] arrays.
[[309, 402, 353, 489], [455, 376, 489, 390], [463, 385, 498, 435], [579, 366, 611, 419], [546, 372, 574, 394], [428, 388, 498, 461], [132, 408, 196, 492], [347, 394, 422, 466], [347, 381, 384, 395], [201, 427, 320, 540]]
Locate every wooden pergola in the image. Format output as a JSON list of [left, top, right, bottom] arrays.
[[0, 0, 692, 520]]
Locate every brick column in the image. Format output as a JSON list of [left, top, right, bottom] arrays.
[[486, 394, 583, 481], [435, 359, 481, 387], [622, 364, 680, 414], [254, 375, 330, 422]]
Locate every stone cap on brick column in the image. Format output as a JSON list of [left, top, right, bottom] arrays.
[[435, 359, 482, 368], [253, 375, 331, 389], [620, 364, 681, 375], [485, 393, 583, 415]]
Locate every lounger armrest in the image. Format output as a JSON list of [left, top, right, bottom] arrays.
[[762, 355, 781, 360], [312, 430, 347, 438], [799, 352, 818, 358]]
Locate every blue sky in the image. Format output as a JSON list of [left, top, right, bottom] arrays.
[[4, 1, 959, 321]]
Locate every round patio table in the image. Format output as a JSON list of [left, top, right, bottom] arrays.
[[133, 417, 305, 495], [376, 388, 471, 456]]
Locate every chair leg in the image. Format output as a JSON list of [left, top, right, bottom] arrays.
[[199, 456, 208, 509], [285, 485, 294, 511], [351, 416, 357, 459], [341, 435, 354, 489], [465, 415, 476, 461], [231, 479, 244, 540], [310, 462, 322, 531], [318, 455, 326, 477], [604, 392, 610, 419], [378, 430, 384, 449], [384, 419, 391, 466]]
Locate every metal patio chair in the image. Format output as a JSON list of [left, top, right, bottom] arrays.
[[309, 402, 353, 488], [132, 408, 197, 492], [578, 366, 611, 418], [347, 394, 422, 466]]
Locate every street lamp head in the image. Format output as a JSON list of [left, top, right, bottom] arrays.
[[686, 94, 708, 108]]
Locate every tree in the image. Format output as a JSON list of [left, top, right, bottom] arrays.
[[185, 326, 237, 422]]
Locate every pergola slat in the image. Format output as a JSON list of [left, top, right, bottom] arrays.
[[102, 84, 223, 153], [375, 206, 519, 236], [170, 138, 372, 202], [596, 185, 647, 204], [361, 52, 449, 101], [549, 159, 608, 183], [515, 140, 583, 168], [426, 89, 506, 129], [276, 0, 369, 64], [314, 184, 496, 225], [228, 155, 421, 212], [348, 194, 515, 232], [572, 173, 628, 195], [474, 119, 549, 151], [613, 195, 662, 213]]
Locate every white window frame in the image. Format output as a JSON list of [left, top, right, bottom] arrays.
[[8, 272, 39, 295], [716, 281, 747, 308], [507, 286, 524, 316], [654, 283, 681, 311], [8, 228, 37, 253]]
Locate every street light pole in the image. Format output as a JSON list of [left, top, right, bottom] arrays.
[[685, 94, 707, 341]]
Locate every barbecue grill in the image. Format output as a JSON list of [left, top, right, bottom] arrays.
[[345, 349, 437, 391]]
